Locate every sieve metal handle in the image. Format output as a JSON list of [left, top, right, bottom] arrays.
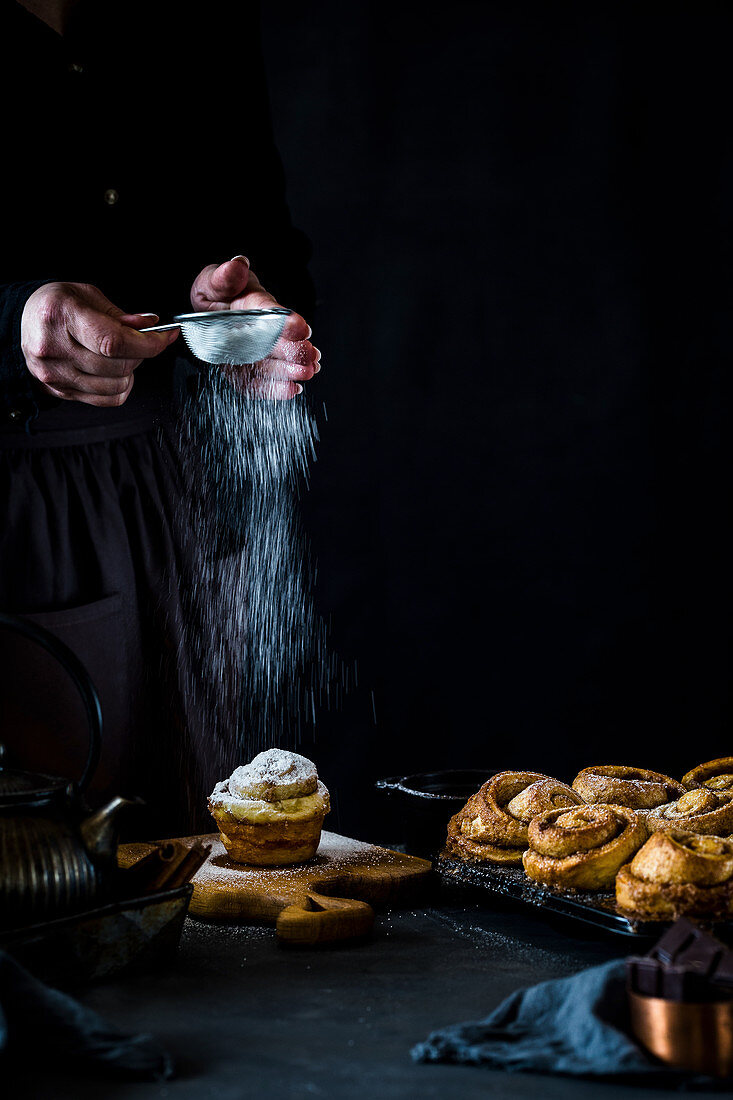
[[139, 323, 181, 333]]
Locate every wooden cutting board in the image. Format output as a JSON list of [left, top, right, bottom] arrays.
[[118, 831, 432, 945]]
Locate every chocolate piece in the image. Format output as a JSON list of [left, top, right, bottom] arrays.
[[652, 918, 697, 965], [627, 957, 714, 1001], [626, 918, 733, 1002], [713, 951, 733, 991]]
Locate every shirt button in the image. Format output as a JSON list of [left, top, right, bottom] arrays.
[[8, 409, 23, 421], [68, 61, 84, 74], [104, 189, 119, 205]]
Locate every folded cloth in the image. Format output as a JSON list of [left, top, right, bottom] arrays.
[[0, 951, 172, 1081], [413, 959, 725, 1086]]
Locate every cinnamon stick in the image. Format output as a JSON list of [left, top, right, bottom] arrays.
[[123, 839, 201, 893]]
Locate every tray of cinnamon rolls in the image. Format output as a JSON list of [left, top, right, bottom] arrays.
[[437, 757, 733, 936]]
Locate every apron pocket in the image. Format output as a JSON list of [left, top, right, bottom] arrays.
[[0, 593, 141, 805]]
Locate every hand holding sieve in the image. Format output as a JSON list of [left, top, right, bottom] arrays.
[[141, 308, 291, 365]]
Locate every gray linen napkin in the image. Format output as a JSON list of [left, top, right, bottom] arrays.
[[0, 950, 173, 1081], [413, 958, 726, 1087]]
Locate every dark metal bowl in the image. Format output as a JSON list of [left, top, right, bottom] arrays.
[[375, 768, 502, 857], [0, 883, 192, 985]]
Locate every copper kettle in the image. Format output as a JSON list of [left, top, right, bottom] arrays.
[[0, 612, 135, 930]]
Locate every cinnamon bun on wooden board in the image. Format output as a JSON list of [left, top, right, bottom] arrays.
[[445, 771, 583, 865], [616, 830, 733, 919], [571, 765, 684, 810], [523, 803, 647, 890], [208, 749, 330, 866]]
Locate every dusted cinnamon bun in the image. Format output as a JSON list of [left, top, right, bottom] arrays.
[[682, 758, 733, 794], [208, 749, 330, 866], [645, 787, 733, 837], [445, 771, 584, 865], [572, 766, 684, 810], [616, 830, 733, 919], [523, 804, 647, 890]]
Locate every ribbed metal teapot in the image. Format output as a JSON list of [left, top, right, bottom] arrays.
[[0, 612, 134, 930]]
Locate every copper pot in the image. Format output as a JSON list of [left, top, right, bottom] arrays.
[[629, 988, 733, 1078]]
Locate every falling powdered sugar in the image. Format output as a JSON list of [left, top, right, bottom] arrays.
[[170, 369, 341, 826]]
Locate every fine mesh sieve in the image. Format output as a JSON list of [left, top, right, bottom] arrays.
[[141, 308, 291, 365]]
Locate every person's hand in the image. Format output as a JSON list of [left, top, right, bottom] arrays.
[[21, 282, 179, 406], [189, 256, 320, 399]]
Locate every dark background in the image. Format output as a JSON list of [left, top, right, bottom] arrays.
[[259, 2, 733, 839]]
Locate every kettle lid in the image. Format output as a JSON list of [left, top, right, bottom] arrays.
[[0, 766, 71, 809]]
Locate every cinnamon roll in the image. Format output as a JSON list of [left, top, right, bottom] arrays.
[[616, 830, 733, 919], [682, 758, 733, 794], [208, 749, 330, 865], [523, 804, 647, 890], [572, 765, 684, 810], [445, 771, 584, 864], [645, 787, 733, 837]]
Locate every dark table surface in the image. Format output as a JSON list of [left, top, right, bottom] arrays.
[[13, 891, 691, 1099]]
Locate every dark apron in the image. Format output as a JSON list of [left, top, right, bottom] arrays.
[[0, 370, 219, 838]]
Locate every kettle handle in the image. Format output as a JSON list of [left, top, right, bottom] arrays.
[[0, 612, 102, 794]]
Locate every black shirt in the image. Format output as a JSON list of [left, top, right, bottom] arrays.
[[0, 0, 314, 425]]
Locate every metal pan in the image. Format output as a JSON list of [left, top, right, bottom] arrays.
[[375, 769, 501, 857], [435, 856, 733, 940]]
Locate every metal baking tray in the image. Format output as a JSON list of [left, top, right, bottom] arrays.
[[435, 855, 733, 940]]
